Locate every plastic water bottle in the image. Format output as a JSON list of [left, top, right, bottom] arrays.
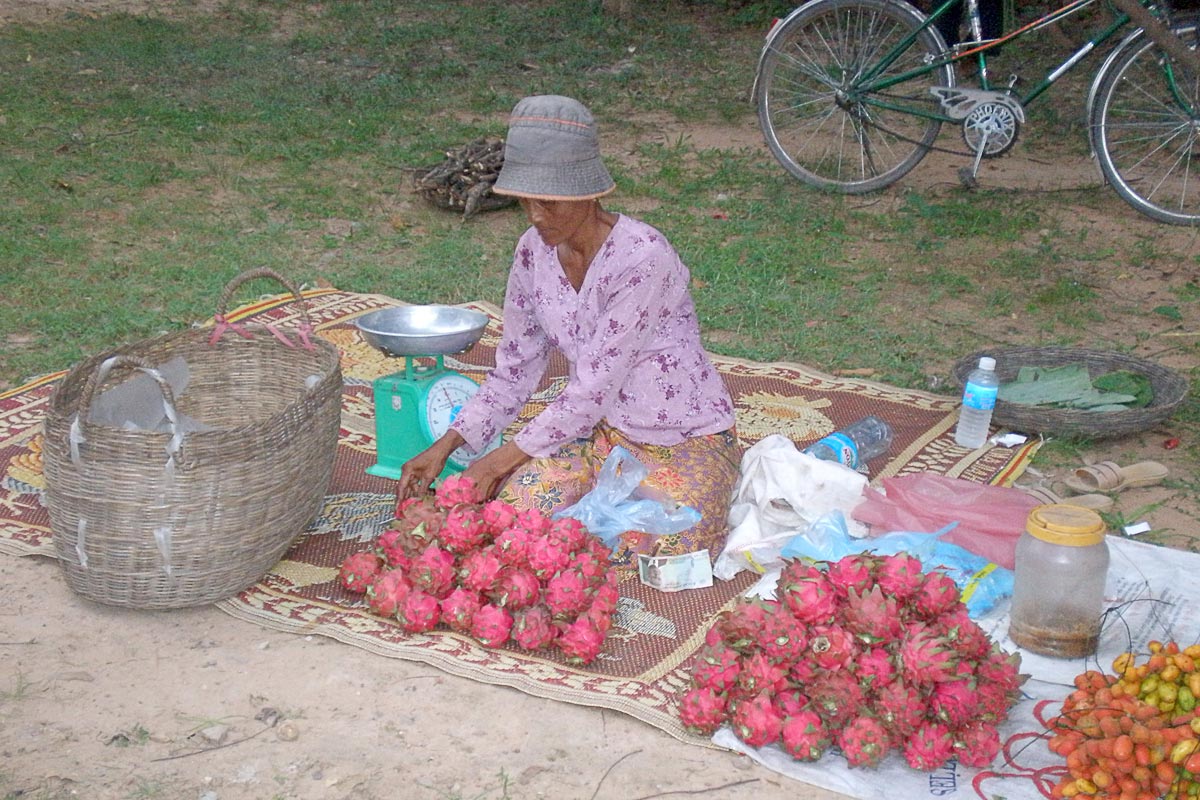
[[804, 416, 894, 469], [955, 356, 999, 449]]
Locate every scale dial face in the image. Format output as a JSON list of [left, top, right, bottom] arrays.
[[423, 373, 492, 468]]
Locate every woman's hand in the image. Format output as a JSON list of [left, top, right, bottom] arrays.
[[463, 440, 530, 500], [397, 431, 463, 501]]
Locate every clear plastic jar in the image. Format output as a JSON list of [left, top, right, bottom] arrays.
[[1008, 504, 1110, 659]]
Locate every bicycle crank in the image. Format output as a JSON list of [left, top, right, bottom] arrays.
[[930, 87, 1025, 184]]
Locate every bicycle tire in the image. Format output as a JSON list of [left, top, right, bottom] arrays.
[[1090, 16, 1200, 226], [755, 0, 955, 194]]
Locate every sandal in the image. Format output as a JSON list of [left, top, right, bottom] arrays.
[[1064, 461, 1169, 494], [1020, 485, 1113, 512]]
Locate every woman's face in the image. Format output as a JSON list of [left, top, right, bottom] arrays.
[[518, 197, 593, 247]]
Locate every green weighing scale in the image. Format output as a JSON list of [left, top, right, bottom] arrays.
[[356, 305, 501, 481]]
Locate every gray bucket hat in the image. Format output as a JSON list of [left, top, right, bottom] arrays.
[[493, 95, 616, 201]]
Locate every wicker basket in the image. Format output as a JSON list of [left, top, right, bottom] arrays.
[[42, 269, 343, 609], [952, 347, 1189, 439]]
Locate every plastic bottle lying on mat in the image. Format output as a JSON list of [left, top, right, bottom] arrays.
[[803, 416, 894, 470]]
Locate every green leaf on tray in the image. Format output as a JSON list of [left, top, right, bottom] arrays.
[[998, 364, 1152, 411], [1093, 370, 1153, 408]]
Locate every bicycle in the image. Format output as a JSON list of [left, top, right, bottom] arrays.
[[752, 0, 1200, 225]]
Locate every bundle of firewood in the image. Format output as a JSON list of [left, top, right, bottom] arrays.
[[412, 137, 515, 220]]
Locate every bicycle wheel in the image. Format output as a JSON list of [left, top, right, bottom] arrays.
[[755, 0, 954, 194], [1090, 16, 1200, 226]]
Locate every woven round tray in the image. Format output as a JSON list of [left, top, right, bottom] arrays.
[[952, 347, 1188, 439]]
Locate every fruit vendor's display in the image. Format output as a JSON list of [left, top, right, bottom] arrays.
[[1045, 643, 1200, 800], [677, 553, 1025, 770], [338, 476, 618, 665]]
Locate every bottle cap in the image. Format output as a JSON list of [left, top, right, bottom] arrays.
[[1025, 504, 1107, 546], [979, 356, 996, 371]]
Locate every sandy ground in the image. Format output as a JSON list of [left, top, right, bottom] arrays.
[[1, 554, 849, 800]]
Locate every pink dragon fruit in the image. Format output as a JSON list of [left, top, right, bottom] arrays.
[[806, 671, 866, 731], [930, 677, 981, 728], [440, 587, 484, 634], [856, 646, 897, 691], [755, 607, 809, 662], [874, 552, 926, 602], [511, 604, 558, 651], [678, 686, 729, 736], [375, 528, 412, 569], [773, 688, 809, 719], [543, 567, 592, 618], [556, 616, 606, 665], [439, 505, 489, 554], [548, 516, 588, 553], [974, 680, 1012, 722], [526, 535, 572, 577], [976, 646, 1023, 694], [409, 543, 457, 598], [778, 568, 838, 626], [514, 507, 550, 537], [825, 554, 876, 598], [936, 606, 993, 661], [837, 715, 893, 768], [903, 720, 955, 771], [490, 567, 541, 610], [397, 588, 441, 633], [481, 499, 518, 535], [590, 582, 620, 617], [787, 657, 819, 686], [731, 691, 784, 748], [567, 550, 609, 587], [913, 570, 961, 619], [899, 622, 959, 686], [874, 679, 927, 740], [471, 603, 513, 648], [716, 598, 772, 653], [581, 600, 615, 636], [339, 551, 382, 594], [366, 569, 412, 617], [458, 546, 505, 594], [492, 526, 533, 567], [952, 721, 1001, 768], [736, 652, 789, 697], [690, 643, 743, 695], [392, 495, 444, 546], [433, 473, 482, 509], [780, 710, 830, 761], [841, 584, 903, 643], [809, 624, 860, 671]]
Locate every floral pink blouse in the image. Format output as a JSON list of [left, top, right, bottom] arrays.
[[451, 214, 735, 458]]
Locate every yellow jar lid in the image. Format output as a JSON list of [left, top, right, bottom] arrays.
[[1026, 504, 1107, 546]]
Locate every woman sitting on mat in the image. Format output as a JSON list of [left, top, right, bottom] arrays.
[[397, 94, 739, 568]]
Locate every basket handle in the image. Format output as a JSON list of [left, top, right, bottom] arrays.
[[209, 267, 316, 350], [72, 355, 186, 472]]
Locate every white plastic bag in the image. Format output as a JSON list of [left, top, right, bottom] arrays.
[[714, 434, 868, 580]]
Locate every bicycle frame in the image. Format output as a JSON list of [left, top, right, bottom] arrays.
[[856, 0, 1157, 123]]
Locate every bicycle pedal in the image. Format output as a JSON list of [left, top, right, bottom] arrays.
[[957, 166, 980, 190]]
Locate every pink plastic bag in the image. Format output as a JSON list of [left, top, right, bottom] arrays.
[[850, 473, 1039, 570]]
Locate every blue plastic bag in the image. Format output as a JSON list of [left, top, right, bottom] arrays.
[[553, 446, 701, 549], [780, 511, 1013, 618]]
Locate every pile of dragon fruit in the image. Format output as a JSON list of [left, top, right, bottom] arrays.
[[338, 475, 619, 665], [678, 552, 1024, 771]]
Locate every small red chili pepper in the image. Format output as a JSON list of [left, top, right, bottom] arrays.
[[1163, 437, 1180, 450]]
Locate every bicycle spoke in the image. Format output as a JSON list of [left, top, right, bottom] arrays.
[[1092, 16, 1200, 225], [756, 0, 951, 194]]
